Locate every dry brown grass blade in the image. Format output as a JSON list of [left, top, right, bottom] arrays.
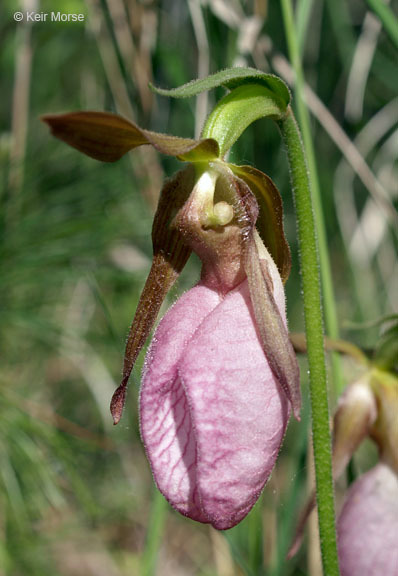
[[8, 0, 36, 221], [3, 388, 115, 451], [104, 0, 152, 115], [268, 50, 397, 229], [86, 0, 163, 211], [188, 0, 210, 139]]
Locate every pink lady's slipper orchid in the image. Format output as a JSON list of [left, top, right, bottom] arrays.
[[139, 166, 296, 529], [42, 68, 300, 529], [289, 360, 398, 573], [337, 369, 398, 576], [338, 462, 398, 576]]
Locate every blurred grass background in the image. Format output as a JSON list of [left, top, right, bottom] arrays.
[[0, 0, 397, 574]]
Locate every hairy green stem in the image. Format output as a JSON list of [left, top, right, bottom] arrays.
[[279, 10, 344, 570], [281, 0, 344, 394], [278, 107, 340, 575]]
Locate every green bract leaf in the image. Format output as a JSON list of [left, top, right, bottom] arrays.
[[202, 84, 287, 155], [42, 111, 219, 162], [151, 68, 290, 155], [230, 164, 291, 282], [150, 67, 290, 108]]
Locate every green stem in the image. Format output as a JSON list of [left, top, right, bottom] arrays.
[[281, 0, 345, 395], [278, 107, 340, 576], [280, 11, 344, 566], [364, 0, 398, 49]]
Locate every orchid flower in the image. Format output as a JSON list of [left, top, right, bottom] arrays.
[[337, 369, 398, 576], [43, 68, 301, 529], [338, 463, 398, 576], [289, 325, 398, 574]]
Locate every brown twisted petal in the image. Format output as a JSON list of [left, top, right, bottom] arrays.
[[220, 170, 300, 419], [244, 233, 301, 421], [229, 164, 291, 283], [42, 111, 219, 162], [111, 167, 194, 424]]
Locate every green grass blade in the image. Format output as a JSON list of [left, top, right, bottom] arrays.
[[365, 0, 398, 48], [141, 488, 167, 576]]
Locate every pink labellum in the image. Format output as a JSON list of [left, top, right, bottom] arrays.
[[140, 275, 290, 530], [338, 463, 398, 576]]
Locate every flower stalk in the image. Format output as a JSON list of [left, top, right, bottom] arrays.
[[278, 108, 340, 576], [280, 0, 344, 397]]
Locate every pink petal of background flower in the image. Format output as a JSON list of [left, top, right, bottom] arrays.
[[338, 463, 398, 576]]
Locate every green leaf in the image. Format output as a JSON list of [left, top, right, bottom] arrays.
[[202, 84, 288, 155], [42, 111, 219, 162], [150, 67, 290, 108], [230, 164, 291, 283]]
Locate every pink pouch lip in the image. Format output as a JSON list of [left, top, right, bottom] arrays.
[[140, 279, 290, 529], [140, 284, 221, 523]]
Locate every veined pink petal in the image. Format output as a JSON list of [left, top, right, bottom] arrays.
[[140, 285, 221, 523], [179, 281, 289, 529], [140, 274, 290, 530], [338, 463, 398, 576]]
